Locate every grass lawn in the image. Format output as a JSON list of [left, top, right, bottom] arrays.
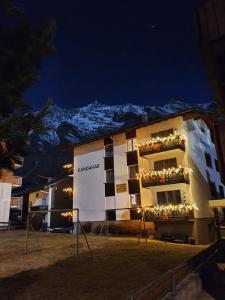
[[0, 230, 205, 300]]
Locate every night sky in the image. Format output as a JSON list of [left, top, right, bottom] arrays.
[[17, 0, 212, 110]]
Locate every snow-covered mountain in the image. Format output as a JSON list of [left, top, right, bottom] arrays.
[[39, 100, 218, 147], [15, 100, 218, 193]]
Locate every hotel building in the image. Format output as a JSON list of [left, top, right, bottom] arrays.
[[71, 110, 225, 244]]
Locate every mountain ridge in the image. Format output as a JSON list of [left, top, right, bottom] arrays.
[[14, 100, 219, 193]]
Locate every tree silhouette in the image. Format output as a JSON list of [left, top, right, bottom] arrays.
[[0, 0, 56, 170]]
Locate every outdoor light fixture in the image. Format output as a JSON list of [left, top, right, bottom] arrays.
[[63, 187, 73, 193]]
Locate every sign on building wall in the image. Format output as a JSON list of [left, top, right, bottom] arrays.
[[116, 183, 127, 193]]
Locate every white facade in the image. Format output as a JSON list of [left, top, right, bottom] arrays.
[[72, 113, 225, 244], [0, 183, 12, 226]]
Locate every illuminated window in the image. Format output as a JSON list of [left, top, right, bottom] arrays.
[[157, 190, 181, 205], [130, 193, 141, 207], [154, 158, 177, 170], [152, 128, 174, 138], [127, 138, 137, 152]]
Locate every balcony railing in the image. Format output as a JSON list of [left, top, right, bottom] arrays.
[[144, 207, 194, 221], [138, 167, 192, 188], [12, 176, 23, 188], [137, 132, 185, 156]]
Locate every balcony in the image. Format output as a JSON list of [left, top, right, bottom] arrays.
[[144, 204, 195, 221], [138, 167, 192, 188], [12, 176, 22, 188], [137, 132, 185, 157]]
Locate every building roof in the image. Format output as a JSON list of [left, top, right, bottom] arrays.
[[66, 109, 214, 150], [13, 175, 72, 196]]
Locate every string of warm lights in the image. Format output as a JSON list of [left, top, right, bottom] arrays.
[[63, 164, 73, 169], [136, 131, 185, 149], [61, 212, 73, 218], [136, 166, 193, 180], [144, 203, 198, 213], [63, 187, 73, 193]]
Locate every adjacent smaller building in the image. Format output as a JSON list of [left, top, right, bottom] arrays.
[[13, 174, 73, 229], [0, 155, 23, 228]]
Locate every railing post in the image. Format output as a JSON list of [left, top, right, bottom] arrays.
[[168, 270, 176, 295]]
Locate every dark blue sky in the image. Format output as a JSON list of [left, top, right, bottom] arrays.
[[18, 0, 212, 109]]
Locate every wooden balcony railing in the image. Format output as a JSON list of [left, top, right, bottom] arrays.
[[141, 169, 190, 188], [144, 207, 194, 221], [137, 133, 185, 157]]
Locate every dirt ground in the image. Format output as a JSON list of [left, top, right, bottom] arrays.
[[0, 230, 205, 300]]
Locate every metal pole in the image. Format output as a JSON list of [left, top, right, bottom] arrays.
[[79, 220, 93, 259], [76, 209, 79, 264], [25, 211, 30, 254], [106, 210, 109, 237]]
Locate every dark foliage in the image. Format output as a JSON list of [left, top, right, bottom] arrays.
[[0, 0, 56, 170]]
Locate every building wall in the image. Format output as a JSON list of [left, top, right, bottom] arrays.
[[72, 115, 225, 243], [0, 182, 12, 225], [137, 116, 188, 207], [113, 133, 130, 220], [73, 140, 105, 221], [184, 118, 224, 219]]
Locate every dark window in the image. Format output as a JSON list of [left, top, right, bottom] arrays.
[[200, 127, 206, 134], [152, 128, 174, 138], [157, 190, 181, 205], [154, 158, 177, 170], [104, 156, 114, 170], [105, 183, 115, 197], [128, 179, 140, 194], [104, 137, 113, 146], [219, 185, 224, 198], [126, 130, 136, 139], [106, 209, 116, 220], [215, 159, 219, 171], [210, 181, 217, 197], [130, 193, 141, 207], [105, 169, 114, 183], [128, 165, 139, 179], [105, 144, 113, 157], [205, 152, 212, 168], [127, 151, 138, 166]]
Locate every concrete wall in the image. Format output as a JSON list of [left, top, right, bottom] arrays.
[[73, 140, 105, 221], [0, 182, 12, 225]]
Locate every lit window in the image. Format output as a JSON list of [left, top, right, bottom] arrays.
[[127, 138, 137, 152], [154, 158, 177, 170], [157, 190, 181, 205], [130, 194, 141, 207]]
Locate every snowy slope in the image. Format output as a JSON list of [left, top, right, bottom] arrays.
[[14, 99, 218, 193], [39, 100, 217, 146]]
